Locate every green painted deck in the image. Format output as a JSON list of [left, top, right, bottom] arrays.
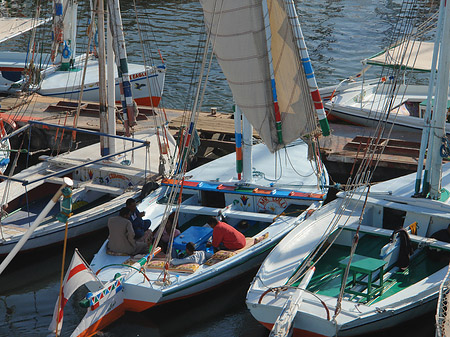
[[299, 233, 448, 305], [369, 249, 447, 304]]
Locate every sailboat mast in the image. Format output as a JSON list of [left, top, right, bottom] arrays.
[[416, 0, 444, 195], [242, 112, 253, 182], [107, 0, 136, 137], [283, 0, 330, 137], [97, 0, 109, 156], [234, 103, 243, 180], [262, 0, 283, 145], [107, 12, 116, 155], [428, 0, 450, 199]]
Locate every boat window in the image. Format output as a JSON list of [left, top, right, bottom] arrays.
[[201, 190, 225, 208], [382, 207, 406, 230]]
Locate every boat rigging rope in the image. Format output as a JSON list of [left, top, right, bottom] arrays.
[[71, 0, 98, 141], [272, 0, 438, 320], [151, 0, 226, 284], [130, 0, 175, 170], [0, 139, 24, 241]]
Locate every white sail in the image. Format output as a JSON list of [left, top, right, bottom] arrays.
[[199, 0, 317, 153]]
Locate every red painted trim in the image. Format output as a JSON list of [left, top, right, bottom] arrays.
[[123, 298, 157, 312], [75, 304, 126, 337], [67, 263, 87, 280], [116, 96, 162, 107], [0, 67, 24, 72], [259, 321, 327, 337], [327, 111, 365, 126]]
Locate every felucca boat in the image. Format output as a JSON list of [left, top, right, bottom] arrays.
[[246, 1, 450, 336]]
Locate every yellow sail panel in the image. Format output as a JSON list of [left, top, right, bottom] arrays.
[[268, 0, 317, 144]]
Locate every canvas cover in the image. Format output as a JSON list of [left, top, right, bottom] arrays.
[[366, 40, 436, 72]]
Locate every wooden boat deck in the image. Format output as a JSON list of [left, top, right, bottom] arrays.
[[0, 93, 438, 183]]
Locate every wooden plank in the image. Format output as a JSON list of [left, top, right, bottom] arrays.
[[169, 113, 260, 137]]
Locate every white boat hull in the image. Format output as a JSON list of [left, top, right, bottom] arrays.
[[247, 165, 450, 336], [0, 52, 165, 107], [325, 81, 450, 134], [74, 140, 329, 336], [0, 129, 177, 258]]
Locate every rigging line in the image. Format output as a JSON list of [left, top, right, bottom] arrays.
[[284, 147, 314, 178], [0, 140, 24, 241], [298, 2, 433, 269], [286, 179, 373, 287], [153, 0, 227, 272], [131, 0, 156, 111], [72, 0, 98, 136], [355, 22, 429, 186], [131, 0, 172, 165]]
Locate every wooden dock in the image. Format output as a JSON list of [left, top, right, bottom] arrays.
[[0, 93, 433, 183]]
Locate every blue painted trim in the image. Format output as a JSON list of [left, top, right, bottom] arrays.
[[235, 133, 242, 147], [161, 180, 324, 201]]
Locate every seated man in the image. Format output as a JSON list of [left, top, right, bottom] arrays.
[[107, 207, 149, 255], [160, 212, 181, 253], [207, 216, 246, 252], [126, 198, 152, 242], [171, 242, 213, 266]]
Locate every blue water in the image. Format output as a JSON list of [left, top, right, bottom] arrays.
[[0, 0, 438, 336]]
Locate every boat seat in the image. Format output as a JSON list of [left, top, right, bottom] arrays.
[[342, 223, 450, 252], [222, 209, 286, 223], [338, 254, 387, 301], [84, 183, 125, 195], [178, 204, 222, 216], [44, 176, 82, 187]]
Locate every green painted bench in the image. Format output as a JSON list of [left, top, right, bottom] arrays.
[[339, 254, 387, 301]]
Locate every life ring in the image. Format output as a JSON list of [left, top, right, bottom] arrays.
[[62, 44, 71, 59]]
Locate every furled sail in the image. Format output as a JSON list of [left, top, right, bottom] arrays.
[[199, 0, 318, 153], [0, 17, 50, 44]]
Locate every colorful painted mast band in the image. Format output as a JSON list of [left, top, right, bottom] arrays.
[[284, 0, 330, 137], [233, 104, 243, 180], [262, 0, 284, 144]]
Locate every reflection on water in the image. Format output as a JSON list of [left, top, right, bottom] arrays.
[[0, 0, 440, 336]]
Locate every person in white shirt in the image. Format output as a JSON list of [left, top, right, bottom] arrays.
[[171, 242, 213, 266]]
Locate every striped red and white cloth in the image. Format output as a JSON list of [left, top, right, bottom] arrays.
[[48, 249, 98, 334]]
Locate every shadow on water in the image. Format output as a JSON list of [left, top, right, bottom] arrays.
[[98, 270, 269, 337], [0, 228, 108, 294]]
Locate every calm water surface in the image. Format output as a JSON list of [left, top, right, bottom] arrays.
[[0, 0, 438, 336]]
